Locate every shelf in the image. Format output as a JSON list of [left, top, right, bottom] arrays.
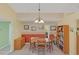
[[59, 44, 63, 50], [56, 25, 69, 54]]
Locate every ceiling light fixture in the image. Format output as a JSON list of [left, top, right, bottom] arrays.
[[34, 3, 44, 23]]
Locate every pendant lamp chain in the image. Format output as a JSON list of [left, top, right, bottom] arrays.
[[38, 3, 40, 21]]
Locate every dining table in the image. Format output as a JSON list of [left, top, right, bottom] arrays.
[[30, 37, 53, 48], [30, 37, 53, 53]]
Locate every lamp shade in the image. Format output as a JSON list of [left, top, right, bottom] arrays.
[[35, 20, 44, 23], [39, 20, 44, 23], [35, 20, 39, 23], [34, 3, 44, 24]]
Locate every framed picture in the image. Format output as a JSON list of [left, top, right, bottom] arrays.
[[50, 26, 56, 31], [24, 25, 29, 30], [31, 26, 36, 31], [38, 25, 44, 30], [58, 26, 63, 31], [70, 27, 74, 32], [77, 28, 79, 31]]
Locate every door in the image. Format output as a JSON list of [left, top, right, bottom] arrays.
[[77, 32, 79, 54], [0, 22, 10, 51]]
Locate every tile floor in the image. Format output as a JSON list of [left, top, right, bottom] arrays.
[[0, 45, 10, 55], [9, 43, 64, 55]]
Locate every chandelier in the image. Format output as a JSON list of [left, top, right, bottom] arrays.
[[34, 3, 44, 23]]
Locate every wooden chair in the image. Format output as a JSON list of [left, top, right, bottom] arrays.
[[37, 38, 46, 54], [30, 37, 38, 53], [47, 40, 53, 53]]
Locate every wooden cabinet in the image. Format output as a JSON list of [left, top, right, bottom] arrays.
[[56, 25, 69, 54], [21, 38, 25, 47], [77, 32, 79, 54], [14, 37, 25, 50]]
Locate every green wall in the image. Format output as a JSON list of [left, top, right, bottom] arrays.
[[0, 22, 10, 50]]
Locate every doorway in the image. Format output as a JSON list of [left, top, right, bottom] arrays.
[[0, 22, 11, 54]]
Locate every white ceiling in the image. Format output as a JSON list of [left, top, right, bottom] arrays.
[[8, 3, 79, 13], [16, 13, 64, 22], [7, 3, 79, 22]]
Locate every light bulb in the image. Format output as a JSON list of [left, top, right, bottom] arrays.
[[39, 20, 44, 23], [35, 20, 38, 23]]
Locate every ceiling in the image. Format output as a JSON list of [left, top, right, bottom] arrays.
[[8, 3, 79, 13], [8, 3, 79, 22], [16, 13, 64, 23]]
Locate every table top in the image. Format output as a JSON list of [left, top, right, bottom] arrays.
[[31, 37, 52, 43]]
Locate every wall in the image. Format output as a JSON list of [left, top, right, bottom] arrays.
[[18, 13, 59, 35], [21, 22, 57, 34], [77, 20, 79, 26], [77, 20, 79, 35], [17, 13, 63, 22], [0, 4, 22, 52]]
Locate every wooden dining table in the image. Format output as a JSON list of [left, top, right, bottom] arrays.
[[30, 37, 53, 53], [30, 37, 53, 48], [30, 37, 46, 44]]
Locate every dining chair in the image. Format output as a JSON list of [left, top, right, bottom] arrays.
[[37, 38, 46, 54], [47, 39, 53, 53], [30, 37, 38, 53]]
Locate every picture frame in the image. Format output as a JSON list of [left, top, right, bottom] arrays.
[[31, 26, 36, 31], [24, 25, 29, 30], [77, 28, 79, 31], [50, 26, 56, 31], [38, 25, 44, 30], [70, 27, 74, 32], [58, 26, 63, 31]]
